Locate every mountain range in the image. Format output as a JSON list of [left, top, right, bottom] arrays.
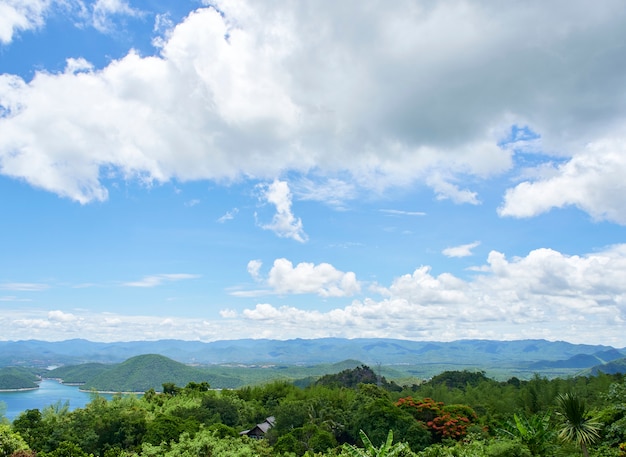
[[1, 338, 625, 381]]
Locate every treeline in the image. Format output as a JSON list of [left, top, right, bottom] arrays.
[[1, 366, 625, 456]]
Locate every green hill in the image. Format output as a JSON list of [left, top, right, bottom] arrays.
[[588, 357, 626, 376], [0, 367, 40, 389], [47, 363, 111, 384], [81, 354, 241, 392]]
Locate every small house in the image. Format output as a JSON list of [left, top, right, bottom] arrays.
[[240, 416, 275, 439]]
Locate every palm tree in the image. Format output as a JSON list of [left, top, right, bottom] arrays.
[[555, 392, 601, 457]]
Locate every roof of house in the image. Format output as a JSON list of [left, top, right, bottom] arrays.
[[240, 416, 276, 436]]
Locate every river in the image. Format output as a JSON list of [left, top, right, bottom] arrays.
[[0, 379, 116, 421]]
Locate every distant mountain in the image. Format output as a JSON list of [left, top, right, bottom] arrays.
[[528, 348, 626, 369], [2, 338, 624, 381], [587, 357, 626, 376]]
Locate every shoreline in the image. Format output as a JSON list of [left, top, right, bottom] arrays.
[[0, 387, 39, 392], [79, 389, 145, 394]]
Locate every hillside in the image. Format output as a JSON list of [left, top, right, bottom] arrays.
[[528, 348, 625, 369], [46, 362, 112, 384], [588, 357, 626, 376], [0, 367, 40, 390], [48, 354, 241, 392]]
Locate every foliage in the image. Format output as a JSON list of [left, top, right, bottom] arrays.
[[556, 392, 602, 457], [0, 368, 39, 390], [396, 397, 477, 442], [424, 371, 491, 390], [81, 355, 232, 392], [342, 430, 413, 457], [500, 412, 555, 456], [4, 365, 626, 457], [316, 365, 401, 391], [0, 424, 30, 457]]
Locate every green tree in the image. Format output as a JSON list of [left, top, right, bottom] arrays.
[[39, 441, 90, 457], [555, 392, 601, 457], [0, 424, 30, 457], [351, 391, 430, 452]]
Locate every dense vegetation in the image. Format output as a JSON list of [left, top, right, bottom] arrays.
[[1, 365, 625, 456], [0, 368, 39, 390]]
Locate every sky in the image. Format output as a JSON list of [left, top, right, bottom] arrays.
[[1, 0, 626, 346]]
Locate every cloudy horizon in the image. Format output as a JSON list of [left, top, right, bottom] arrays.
[[1, 0, 625, 346]]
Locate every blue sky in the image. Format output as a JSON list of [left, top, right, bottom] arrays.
[[1, 0, 626, 345]]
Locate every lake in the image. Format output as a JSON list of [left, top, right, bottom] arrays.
[[0, 379, 116, 421]]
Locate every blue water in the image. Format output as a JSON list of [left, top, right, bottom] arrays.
[[0, 379, 114, 421]]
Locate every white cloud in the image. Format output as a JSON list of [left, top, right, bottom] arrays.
[[427, 172, 480, 205], [257, 180, 307, 242], [247, 259, 263, 282], [91, 0, 143, 33], [268, 258, 360, 297], [0, 0, 52, 44], [499, 138, 626, 224], [380, 209, 426, 217], [1, 245, 625, 344], [48, 310, 78, 322], [123, 273, 200, 288], [442, 241, 481, 258], [0, 282, 49, 291], [217, 207, 238, 222], [2, 1, 625, 216], [292, 177, 357, 209], [228, 244, 626, 346], [239, 257, 360, 297]]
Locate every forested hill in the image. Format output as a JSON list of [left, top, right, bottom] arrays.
[[47, 354, 243, 392], [2, 338, 623, 368]]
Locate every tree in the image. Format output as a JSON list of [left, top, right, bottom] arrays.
[[555, 392, 601, 457], [0, 424, 30, 457], [396, 397, 476, 443]]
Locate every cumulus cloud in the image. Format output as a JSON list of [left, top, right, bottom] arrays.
[[48, 310, 78, 322], [229, 244, 626, 346], [257, 180, 307, 242], [499, 138, 626, 224], [268, 258, 360, 297], [123, 273, 200, 288], [239, 258, 360, 297], [2, 1, 626, 216], [443, 241, 481, 258], [1, 245, 625, 344]]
